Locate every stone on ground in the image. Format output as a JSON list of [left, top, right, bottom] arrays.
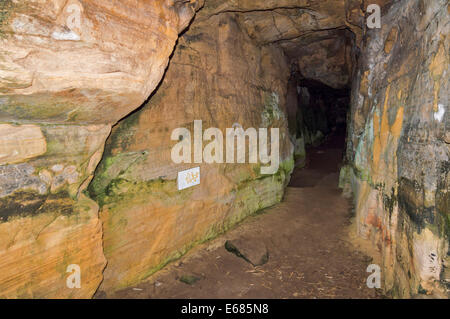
[[225, 239, 269, 267]]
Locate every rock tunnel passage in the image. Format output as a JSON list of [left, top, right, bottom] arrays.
[[0, 1, 448, 299], [102, 133, 384, 299]]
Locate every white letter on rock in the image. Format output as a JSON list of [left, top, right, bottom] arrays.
[[66, 264, 81, 289], [367, 4, 381, 29], [366, 264, 381, 288], [171, 128, 192, 164]]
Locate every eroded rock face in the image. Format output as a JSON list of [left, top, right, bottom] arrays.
[[0, 194, 105, 298], [0, 125, 46, 165], [0, 123, 110, 298], [0, 0, 201, 298], [341, 0, 449, 297], [286, 30, 355, 89], [0, 0, 202, 124], [1, 0, 446, 299], [90, 11, 295, 292], [199, 0, 360, 89], [88, 0, 366, 294]]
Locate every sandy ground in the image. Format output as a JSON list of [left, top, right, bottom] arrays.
[[99, 134, 384, 299]]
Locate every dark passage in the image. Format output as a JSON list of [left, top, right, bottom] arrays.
[[103, 133, 382, 299], [296, 79, 350, 139], [287, 64, 351, 187], [289, 133, 346, 188]]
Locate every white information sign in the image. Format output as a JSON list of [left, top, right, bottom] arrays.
[[177, 167, 200, 190]]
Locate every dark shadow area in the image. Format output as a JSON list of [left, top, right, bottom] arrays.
[[295, 76, 350, 147], [289, 133, 346, 188], [287, 68, 351, 188]]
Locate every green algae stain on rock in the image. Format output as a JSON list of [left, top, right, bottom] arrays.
[[88, 151, 148, 204], [280, 156, 295, 178], [96, 175, 193, 209], [0, 191, 46, 222], [261, 91, 285, 127], [88, 109, 143, 204], [0, 190, 74, 222], [1, 94, 82, 122], [0, 0, 15, 38], [104, 110, 141, 157]]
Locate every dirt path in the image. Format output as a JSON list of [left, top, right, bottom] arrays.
[[103, 135, 383, 299]]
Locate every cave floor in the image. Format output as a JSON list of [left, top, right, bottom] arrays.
[[103, 134, 384, 299]]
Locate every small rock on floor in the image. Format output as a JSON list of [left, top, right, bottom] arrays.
[[179, 274, 201, 285], [225, 238, 269, 266]]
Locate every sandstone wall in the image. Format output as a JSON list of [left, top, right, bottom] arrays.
[[89, 11, 295, 292], [0, 0, 200, 298], [88, 0, 358, 294], [341, 0, 449, 297], [1, 0, 446, 299], [0, 0, 349, 297], [0, 0, 359, 297]]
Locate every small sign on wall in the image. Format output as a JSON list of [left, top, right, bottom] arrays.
[[177, 167, 200, 190]]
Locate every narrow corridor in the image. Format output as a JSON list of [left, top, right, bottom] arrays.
[[105, 134, 383, 299]]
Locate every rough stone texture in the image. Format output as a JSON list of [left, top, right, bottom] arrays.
[[1, 0, 446, 299], [0, 194, 105, 298], [0, 124, 47, 165], [341, 0, 449, 298], [90, 10, 295, 292], [0, 0, 365, 297], [0, 124, 110, 298], [0, 0, 201, 298], [0, 0, 202, 124], [201, 0, 360, 161], [287, 30, 355, 89], [199, 0, 360, 90], [89, 0, 364, 293], [294, 78, 350, 150]]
